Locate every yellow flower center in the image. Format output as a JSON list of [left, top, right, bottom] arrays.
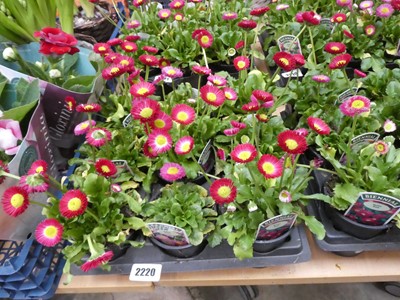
[[279, 58, 289, 66], [175, 15, 183, 20], [35, 166, 44, 173], [332, 46, 339, 51], [314, 123, 322, 131], [67, 197, 82, 211], [381, 7, 389, 13], [125, 45, 133, 50], [336, 60, 346, 67], [120, 59, 129, 66], [201, 36, 210, 44], [156, 135, 167, 146], [161, 12, 169, 17], [217, 186, 231, 198], [213, 79, 222, 85], [101, 165, 111, 173], [258, 114, 268, 121], [225, 92, 233, 99], [351, 100, 365, 109], [99, 46, 106, 51], [367, 28, 373, 34], [237, 61, 246, 69], [167, 69, 176, 75], [111, 67, 120, 74], [207, 92, 217, 102], [181, 142, 190, 152], [285, 139, 298, 150], [140, 107, 153, 118], [376, 144, 385, 152], [11, 194, 24, 208], [177, 111, 188, 121], [167, 167, 179, 175], [137, 87, 149, 95], [154, 119, 165, 128], [44, 226, 58, 238], [238, 151, 251, 160], [80, 123, 89, 129], [262, 162, 275, 174]]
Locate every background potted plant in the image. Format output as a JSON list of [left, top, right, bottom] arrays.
[[142, 181, 217, 258]]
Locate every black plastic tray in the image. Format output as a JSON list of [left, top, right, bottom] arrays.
[[71, 224, 311, 275], [307, 200, 400, 256]]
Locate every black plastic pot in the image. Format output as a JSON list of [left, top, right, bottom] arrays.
[[253, 228, 292, 254], [149, 237, 208, 259], [324, 204, 391, 240], [106, 230, 139, 262]]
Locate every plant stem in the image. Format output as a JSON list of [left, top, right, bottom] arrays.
[[189, 152, 212, 185], [202, 47, 209, 69], [342, 69, 354, 93], [86, 207, 100, 223], [296, 163, 339, 176], [308, 27, 317, 65], [0, 171, 20, 181], [30, 200, 48, 208]]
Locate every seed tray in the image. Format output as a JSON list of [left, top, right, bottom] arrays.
[[71, 224, 311, 275]]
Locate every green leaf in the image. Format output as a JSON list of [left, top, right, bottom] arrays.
[[61, 52, 79, 75], [302, 215, 326, 240], [122, 193, 142, 214], [62, 76, 95, 93], [386, 81, 400, 98], [127, 217, 146, 230], [189, 231, 203, 246]]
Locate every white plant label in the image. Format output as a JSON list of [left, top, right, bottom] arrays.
[[129, 264, 162, 282]]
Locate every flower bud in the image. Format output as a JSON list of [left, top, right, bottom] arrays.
[[227, 203, 237, 212], [35, 61, 43, 68], [0, 109, 3, 118], [248, 201, 258, 212], [2, 47, 16, 61], [49, 69, 61, 78]]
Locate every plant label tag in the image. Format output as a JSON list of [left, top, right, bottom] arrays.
[[198, 139, 213, 168], [321, 18, 334, 30], [277, 35, 302, 55], [255, 213, 297, 240], [123, 113, 132, 127], [112, 159, 134, 176], [336, 88, 358, 104], [147, 222, 190, 246], [129, 264, 162, 282], [350, 132, 380, 152], [281, 68, 303, 78], [344, 192, 400, 226]]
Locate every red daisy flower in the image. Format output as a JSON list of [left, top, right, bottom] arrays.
[[295, 12, 304, 23], [312, 75, 330, 83], [59, 190, 88, 219], [74, 120, 96, 136], [343, 29, 354, 39], [35, 218, 63, 247], [174, 13, 184, 21], [115, 55, 135, 73], [175, 136, 195, 155], [0, 160, 9, 184], [242, 102, 260, 112], [81, 251, 114, 272], [160, 163, 186, 182], [101, 64, 124, 79], [294, 128, 309, 137], [120, 41, 138, 53], [65, 96, 76, 111], [277, 130, 308, 154], [93, 43, 111, 55], [231, 143, 257, 163], [196, 30, 213, 48], [162, 66, 183, 79], [257, 154, 283, 179], [324, 42, 346, 54], [125, 34, 141, 42], [223, 87, 238, 101], [293, 54, 305, 67], [252, 90, 273, 103], [104, 52, 120, 64], [339, 95, 371, 117], [235, 40, 245, 50], [130, 81, 156, 97], [20, 174, 49, 193], [150, 111, 173, 131], [331, 13, 347, 23], [307, 117, 331, 135], [95, 158, 117, 177], [28, 160, 48, 175], [200, 85, 225, 107], [354, 69, 367, 78], [365, 24, 376, 36], [230, 120, 246, 129], [106, 38, 123, 46], [169, 0, 185, 9], [1, 186, 29, 217], [148, 130, 172, 154], [86, 127, 112, 147], [210, 178, 237, 205], [142, 46, 158, 54], [224, 127, 240, 136], [273, 52, 296, 72], [192, 28, 208, 39], [250, 6, 270, 16], [133, 0, 144, 7], [171, 104, 196, 125], [159, 58, 171, 68], [131, 98, 160, 123], [143, 141, 158, 158], [139, 54, 159, 67], [302, 11, 321, 25], [233, 56, 250, 71], [222, 12, 238, 20], [237, 19, 257, 30], [217, 149, 226, 161], [328, 53, 352, 69], [76, 103, 102, 113], [192, 65, 211, 75], [207, 75, 227, 86], [256, 113, 269, 122], [392, 0, 400, 10]]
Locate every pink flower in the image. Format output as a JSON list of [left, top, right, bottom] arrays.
[[339, 95, 371, 117], [171, 104, 196, 125], [86, 127, 112, 147], [74, 120, 96, 135], [81, 251, 114, 272], [376, 4, 394, 17], [160, 163, 186, 182], [222, 12, 238, 20], [35, 218, 63, 247], [0, 119, 22, 155], [174, 136, 194, 155]]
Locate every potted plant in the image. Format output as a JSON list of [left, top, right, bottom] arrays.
[[142, 181, 217, 258]]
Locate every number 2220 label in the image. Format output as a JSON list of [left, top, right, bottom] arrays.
[[129, 264, 162, 282]]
